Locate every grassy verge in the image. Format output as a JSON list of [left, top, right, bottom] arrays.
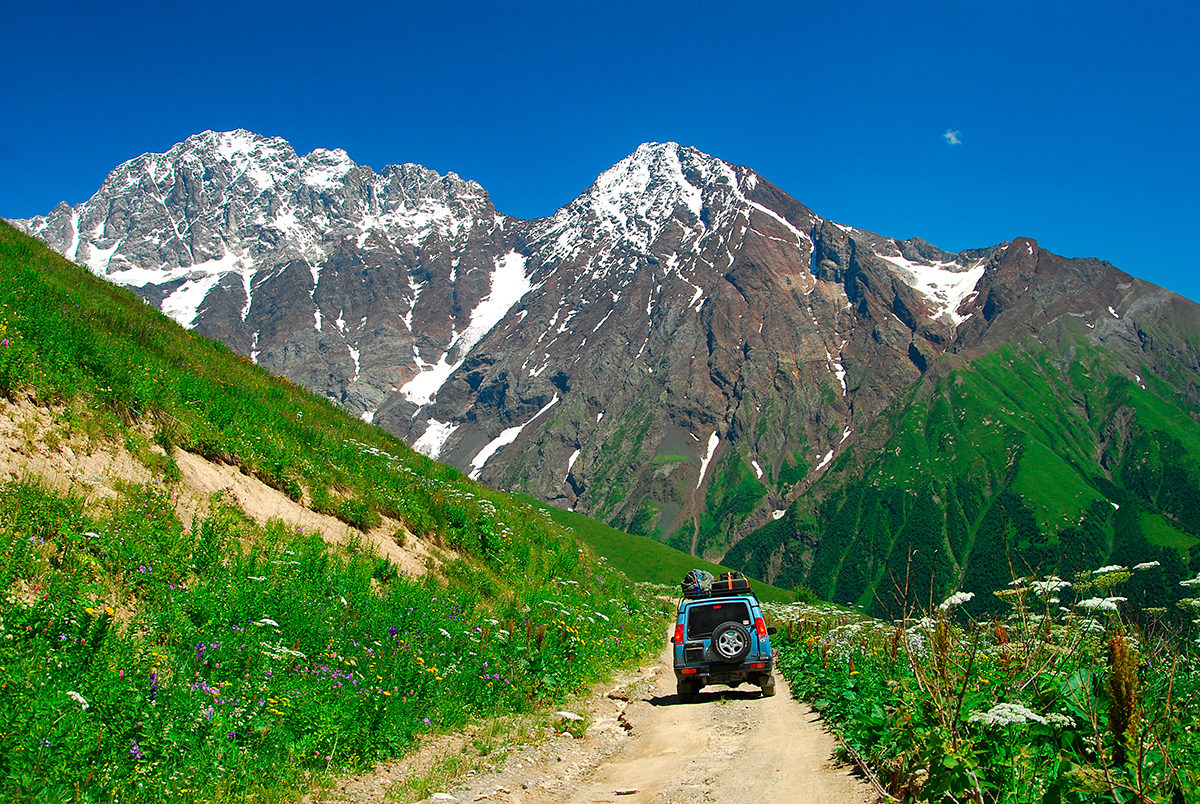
[[0, 479, 667, 802], [769, 564, 1200, 802]]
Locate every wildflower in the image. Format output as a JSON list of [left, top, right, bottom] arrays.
[[1077, 597, 1127, 613], [1093, 565, 1126, 575], [254, 618, 280, 628], [968, 702, 1047, 727], [1180, 575, 1200, 588], [938, 591, 975, 611], [1132, 561, 1160, 571], [1029, 577, 1071, 596], [1108, 631, 1140, 765], [423, 717, 431, 725], [130, 740, 144, 760], [66, 691, 89, 710]]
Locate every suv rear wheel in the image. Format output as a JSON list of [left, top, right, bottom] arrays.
[[711, 621, 752, 662]]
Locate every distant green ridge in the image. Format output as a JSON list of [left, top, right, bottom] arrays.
[[729, 337, 1200, 619], [518, 495, 794, 604]]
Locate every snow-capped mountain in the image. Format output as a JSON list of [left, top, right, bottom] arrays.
[[13, 130, 1183, 564], [17, 130, 519, 420]]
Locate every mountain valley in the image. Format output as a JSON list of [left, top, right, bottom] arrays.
[[13, 131, 1200, 612]]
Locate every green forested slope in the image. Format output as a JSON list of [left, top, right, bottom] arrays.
[[730, 336, 1200, 617]]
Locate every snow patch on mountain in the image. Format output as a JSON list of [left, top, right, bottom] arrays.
[[413, 419, 460, 460], [697, 432, 720, 489], [874, 251, 986, 325], [401, 251, 534, 405], [469, 394, 560, 480]]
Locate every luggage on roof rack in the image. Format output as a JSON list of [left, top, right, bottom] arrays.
[[681, 569, 714, 599], [711, 571, 751, 595]]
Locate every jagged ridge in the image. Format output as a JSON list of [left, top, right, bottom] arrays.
[[11, 132, 1200, 599]]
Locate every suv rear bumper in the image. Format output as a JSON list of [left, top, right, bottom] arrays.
[[674, 657, 773, 687]]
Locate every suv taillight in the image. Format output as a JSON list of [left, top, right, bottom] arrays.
[[754, 617, 767, 637], [672, 623, 685, 644]]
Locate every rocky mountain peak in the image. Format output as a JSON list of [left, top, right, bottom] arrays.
[[12, 130, 1184, 581]]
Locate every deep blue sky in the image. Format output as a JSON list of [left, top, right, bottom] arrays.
[[3, 1, 1198, 301]]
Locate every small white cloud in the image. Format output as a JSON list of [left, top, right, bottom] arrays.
[[943, 129, 963, 146]]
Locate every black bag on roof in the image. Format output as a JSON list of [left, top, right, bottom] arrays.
[[711, 571, 751, 595]]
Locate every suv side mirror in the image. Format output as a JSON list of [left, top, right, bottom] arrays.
[[767, 627, 777, 635]]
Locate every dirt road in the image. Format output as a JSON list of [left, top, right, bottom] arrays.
[[400, 641, 877, 804]]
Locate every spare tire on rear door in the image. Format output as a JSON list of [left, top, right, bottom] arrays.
[[711, 621, 751, 662]]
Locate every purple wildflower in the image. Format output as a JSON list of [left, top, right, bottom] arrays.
[[130, 740, 144, 760]]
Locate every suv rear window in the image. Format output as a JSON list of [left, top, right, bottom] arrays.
[[685, 601, 751, 639]]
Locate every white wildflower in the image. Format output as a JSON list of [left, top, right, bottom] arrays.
[[1029, 578, 1071, 596], [1093, 565, 1126, 575], [968, 702, 1046, 727], [254, 618, 280, 628], [1044, 713, 1074, 728], [66, 691, 89, 710], [247, 576, 267, 582], [939, 591, 975, 611], [438, 628, 451, 639], [1132, 561, 1160, 571], [1180, 576, 1200, 588], [1077, 597, 1126, 613]]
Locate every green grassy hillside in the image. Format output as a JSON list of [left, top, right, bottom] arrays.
[[729, 336, 1200, 618], [517, 495, 794, 604], [0, 221, 667, 802]]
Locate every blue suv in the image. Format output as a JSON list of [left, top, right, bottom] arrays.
[[671, 578, 776, 701]]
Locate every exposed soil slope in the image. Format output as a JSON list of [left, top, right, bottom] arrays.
[[0, 398, 443, 577]]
